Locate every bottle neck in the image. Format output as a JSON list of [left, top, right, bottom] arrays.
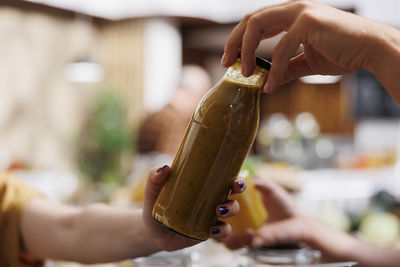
[[223, 59, 268, 89]]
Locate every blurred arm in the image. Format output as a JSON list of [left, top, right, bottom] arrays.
[[304, 217, 400, 267], [227, 178, 400, 267], [20, 165, 244, 263], [21, 199, 158, 264]]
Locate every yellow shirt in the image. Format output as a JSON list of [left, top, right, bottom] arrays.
[[0, 172, 43, 267]]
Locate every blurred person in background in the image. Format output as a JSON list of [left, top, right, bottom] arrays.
[[0, 166, 244, 266], [220, 0, 400, 266], [137, 64, 212, 155]]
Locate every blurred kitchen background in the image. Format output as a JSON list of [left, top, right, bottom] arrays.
[[2, 0, 400, 266]]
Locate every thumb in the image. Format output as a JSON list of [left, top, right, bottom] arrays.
[[253, 178, 296, 218], [264, 26, 301, 93], [281, 46, 350, 86], [251, 218, 306, 248], [144, 165, 171, 208], [281, 52, 314, 84]]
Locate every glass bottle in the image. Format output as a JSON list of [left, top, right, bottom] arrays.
[[152, 57, 270, 240]]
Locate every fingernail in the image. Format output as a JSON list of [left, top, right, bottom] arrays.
[[264, 79, 273, 93], [237, 180, 245, 189], [221, 53, 227, 66], [211, 228, 220, 235], [242, 65, 247, 76], [219, 206, 229, 215], [156, 165, 168, 173]]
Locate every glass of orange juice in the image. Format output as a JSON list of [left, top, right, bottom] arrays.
[[224, 170, 268, 236], [131, 173, 148, 203]]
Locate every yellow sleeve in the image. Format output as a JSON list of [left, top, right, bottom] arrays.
[[0, 172, 42, 267]]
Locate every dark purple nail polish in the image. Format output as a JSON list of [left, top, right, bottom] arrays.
[[211, 228, 220, 235], [237, 180, 244, 189], [156, 165, 168, 173], [219, 206, 229, 215]]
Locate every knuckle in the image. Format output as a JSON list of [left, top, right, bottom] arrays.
[[299, 10, 316, 24], [225, 37, 235, 49], [294, 0, 312, 10], [273, 42, 284, 58], [297, 10, 321, 32], [243, 12, 253, 22], [242, 48, 254, 58], [225, 39, 240, 52], [241, 46, 253, 56], [247, 14, 261, 29]]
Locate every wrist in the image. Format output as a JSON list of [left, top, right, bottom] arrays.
[[299, 215, 316, 245], [366, 23, 400, 102], [127, 210, 160, 258], [300, 216, 357, 261], [143, 226, 164, 253]]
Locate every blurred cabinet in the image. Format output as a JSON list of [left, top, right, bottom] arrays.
[[260, 79, 354, 135]]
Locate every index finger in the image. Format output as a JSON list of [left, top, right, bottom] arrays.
[[221, 2, 290, 68], [241, 2, 307, 76], [223, 1, 307, 74]]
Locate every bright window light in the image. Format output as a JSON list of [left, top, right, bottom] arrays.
[[64, 60, 104, 83], [300, 75, 341, 84]]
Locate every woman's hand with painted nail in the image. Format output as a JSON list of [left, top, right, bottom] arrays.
[[142, 166, 246, 251], [210, 177, 246, 242]]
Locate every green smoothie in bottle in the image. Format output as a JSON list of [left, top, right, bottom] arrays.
[[152, 56, 270, 240]]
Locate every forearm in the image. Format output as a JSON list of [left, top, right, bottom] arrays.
[[302, 216, 357, 262], [304, 217, 400, 267], [367, 23, 400, 103], [22, 199, 160, 264], [66, 204, 159, 263], [350, 239, 400, 267]]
